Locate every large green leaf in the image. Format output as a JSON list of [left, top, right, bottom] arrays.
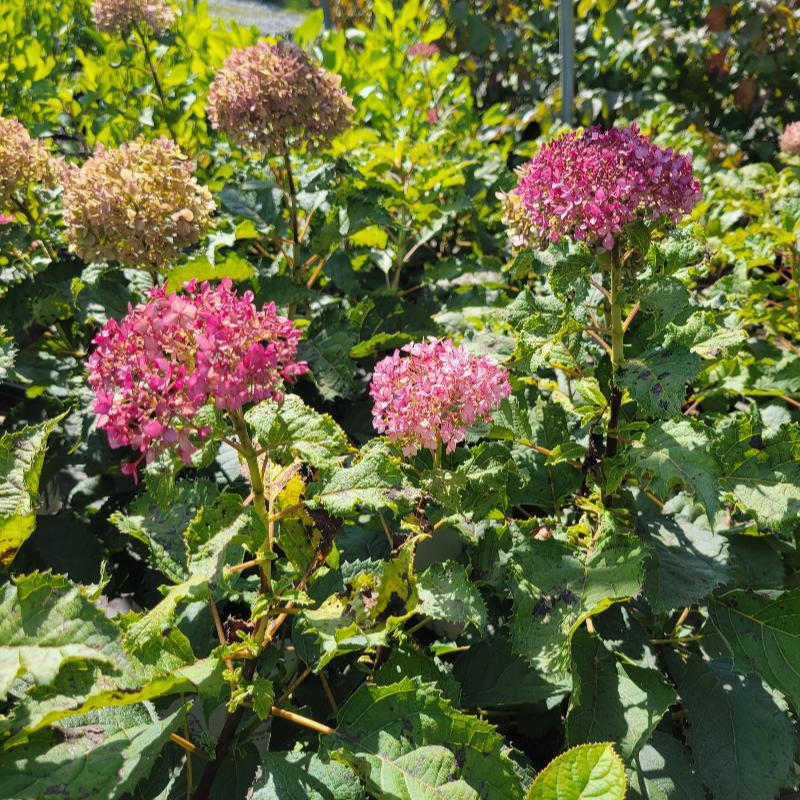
[[308, 442, 418, 516], [0, 573, 129, 702], [679, 657, 795, 800], [508, 538, 645, 674], [0, 415, 64, 568], [526, 742, 626, 800], [623, 419, 720, 519], [628, 731, 705, 800], [0, 325, 16, 381], [566, 629, 676, 761], [617, 345, 700, 419], [710, 589, 800, 713], [0, 705, 185, 800], [326, 678, 523, 800], [715, 417, 800, 533], [417, 561, 487, 632], [246, 394, 349, 469], [251, 752, 363, 800]]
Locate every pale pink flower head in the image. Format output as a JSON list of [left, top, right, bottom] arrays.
[[91, 0, 176, 35], [87, 278, 307, 479], [408, 42, 440, 60], [62, 136, 215, 269], [207, 40, 354, 155], [779, 121, 800, 155], [370, 339, 511, 457], [509, 124, 701, 251], [0, 116, 61, 212]]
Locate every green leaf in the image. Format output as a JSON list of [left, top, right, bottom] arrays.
[[294, 9, 324, 46], [326, 678, 523, 800], [308, 442, 418, 516], [252, 751, 363, 800], [0, 325, 16, 381], [0, 705, 186, 800], [715, 418, 800, 533], [0, 415, 64, 568], [299, 328, 358, 402], [679, 657, 795, 800], [623, 418, 720, 519], [617, 345, 700, 419], [664, 312, 746, 360], [639, 503, 729, 612], [454, 638, 570, 707], [526, 742, 626, 800], [375, 644, 461, 704], [0, 573, 129, 703], [246, 395, 349, 468], [417, 561, 487, 632], [566, 629, 676, 760], [710, 589, 800, 713], [628, 731, 705, 800], [508, 538, 645, 674], [165, 251, 254, 293]]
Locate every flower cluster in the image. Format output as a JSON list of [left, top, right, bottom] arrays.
[[87, 278, 307, 476], [91, 0, 176, 35], [207, 40, 354, 154], [0, 116, 61, 212], [407, 42, 440, 59], [779, 122, 800, 155], [62, 137, 214, 269], [370, 339, 511, 456], [509, 124, 701, 251]]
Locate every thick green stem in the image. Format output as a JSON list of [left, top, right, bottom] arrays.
[[230, 412, 271, 593], [134, 25, 179, 142], [604, 244, 625, 471], [282, 150, 301, 274]]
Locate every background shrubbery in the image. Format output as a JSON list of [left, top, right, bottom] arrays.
[[1, 1, 800, 799]]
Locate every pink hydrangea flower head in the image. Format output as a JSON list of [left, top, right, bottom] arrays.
[[62, 136, 215, 269], [91, 0, 176, 35], [779, 121, 800, 155], [407, 42, 440, 60], [370, 339, 511, 456], [207, 40, 354, 155], [87, 278, 307, 478], [509, 124, 701, 251], [0, 116, 61, 212]]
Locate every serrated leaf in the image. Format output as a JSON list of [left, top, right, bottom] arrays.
[[628, 731, 705, 800], [526, 742, 626, 800], [0, 573, 129, 703], [326, 678, 523, 800], [679, 657, 794, 800], [308, 442, 418, 516], [623, 419, 720, 519], [252, 751, 363, 800], [566, 629, 676, 760], [453, 638, 570, 707], [0, 705, 186, 800], [417, 561, 487, 632], [375, 644, 461, 704], [508, 538, 645, 674], [710, 589, 800, 713], [639, 504, 729, 612], [299, 328, 357, 402], [715, 418, 800, 533], [617, 346, 700, 419], [0, 326, 16, 381], [246, 395, 349, 468], [0, 415, 64, 568], [664, 312, 746, 359]]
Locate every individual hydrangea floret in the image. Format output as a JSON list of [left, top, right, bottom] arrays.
[[779, 121, 800, 155], [370, 339, 511, 456], [207, 40, 354, 154], [87, 278, 307, 477], [62, 136, 215, 269], [0, 116, 61, 212], [91, 0, 176, 35], [508, 124, 701, 251]]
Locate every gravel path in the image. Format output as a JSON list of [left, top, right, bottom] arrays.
[[206, 0, 305, 33]]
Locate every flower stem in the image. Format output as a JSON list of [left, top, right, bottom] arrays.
[[604, 243, 625, 480], [282, 150, 301, 273], [134, 25, 179, 143]]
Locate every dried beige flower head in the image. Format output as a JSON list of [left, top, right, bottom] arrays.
[[0, 116, 61, 212], [91, 0, 176, 35], [207, 40, 354, 154], [62, 136, 215, 269]]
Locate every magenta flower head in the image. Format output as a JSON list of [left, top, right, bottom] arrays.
[[207, 40, 354, 155], [91, 0, 176, 35], [779, 121, 800, 155], [87, 278, 307, 479], [370, 339, 511, 457], [507, 124, 701, 251]]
